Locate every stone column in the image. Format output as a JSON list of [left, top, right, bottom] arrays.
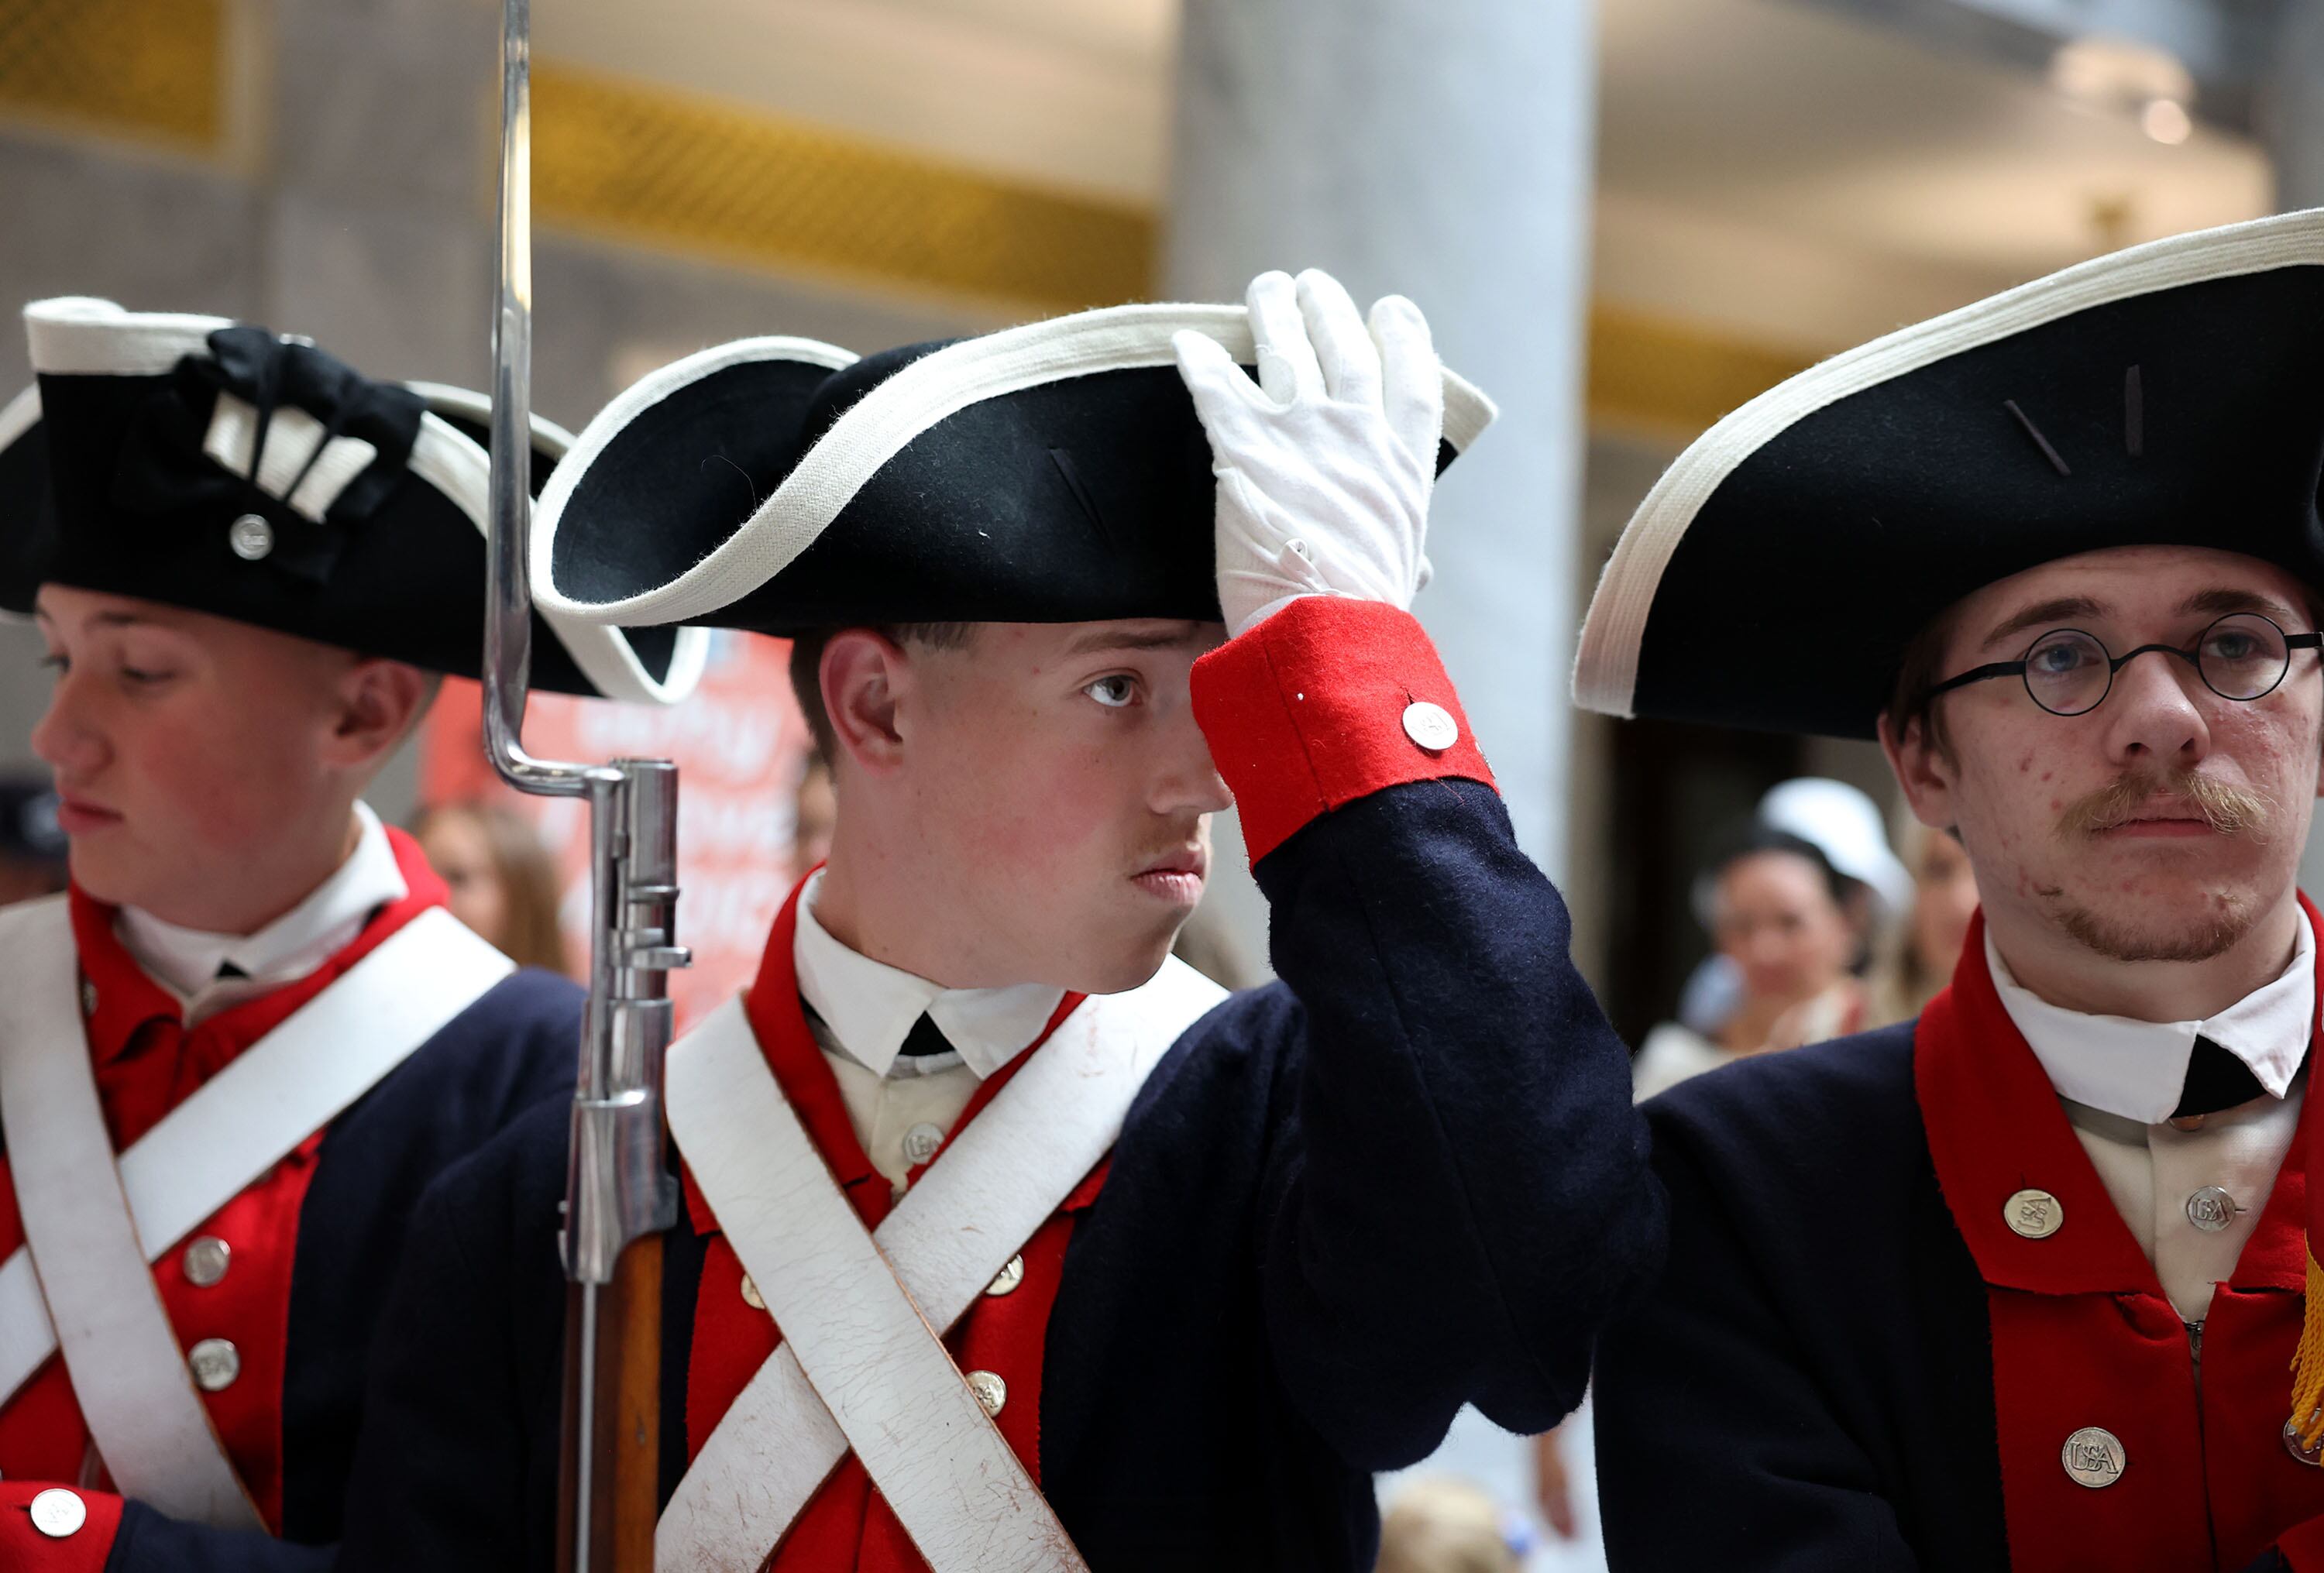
[[2257, 4, 2324, 895], [1164, 0, 1600, 964], [263, 0, 499, 389], [265, 0, 500, 819]]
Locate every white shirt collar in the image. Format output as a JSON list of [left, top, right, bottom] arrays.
[[115, 803, 408, 1018], [1985, 908, 2315, 1125], [791, 870, 1064, 1080]]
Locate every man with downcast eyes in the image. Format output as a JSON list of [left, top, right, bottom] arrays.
[[0, 298, 702, 1570], [337, 270, 1659, 1571], [1580, 210, 2324, 1571]]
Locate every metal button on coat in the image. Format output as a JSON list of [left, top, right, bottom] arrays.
[[227, 513, 274, 562], [966, 1369, 1006, 1417], [29, 1487, 86, 1538], [1401, 701, 1458, 753], [79, 978, 97, 1016], [183, 1235, 231, 1288], [2061, 1427, 2126, 1488], [188, 1337, 241, 1392], [2288, 1415, 2324, 1467], [902, 1122, 946, 1166], [740, 1272, 765, 1311], [2185, 1187, 2241, 1233], [985, 1254, 1025, 1297], [2005, 1189, 2064, 1239]]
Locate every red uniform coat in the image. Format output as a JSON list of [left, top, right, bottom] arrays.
[[1, 830, 579, 1569]]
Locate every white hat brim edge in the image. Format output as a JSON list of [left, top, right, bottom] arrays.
[[537, 304, 1498, 628], [0, 384, 40, 628], [411, 412, 711, 706], [529, 336, 861, 635], [406, 380, 713, 702], [24, 297, 232, 376], [1569, 207, 2324, 722]]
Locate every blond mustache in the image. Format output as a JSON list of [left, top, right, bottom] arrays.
[[2058, 770, 2275, 841]]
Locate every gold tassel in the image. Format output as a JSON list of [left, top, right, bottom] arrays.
[[2289, 1249, 2324, 1450]]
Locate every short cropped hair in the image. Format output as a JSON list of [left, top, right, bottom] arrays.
[[786, 623, 977, 760], [1884, 602, 1965, 760]]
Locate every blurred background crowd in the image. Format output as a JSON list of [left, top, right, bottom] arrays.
[[2, 0, 2321, 1565]]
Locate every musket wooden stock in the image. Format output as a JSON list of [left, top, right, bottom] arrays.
[[555, 1232, 664, 1572]]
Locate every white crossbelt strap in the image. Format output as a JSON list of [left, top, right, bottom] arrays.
[[0, 898, 514, 1525], [661, 956, 1226, 1572]]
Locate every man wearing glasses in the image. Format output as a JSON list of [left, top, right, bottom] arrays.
[[1576, 210, 2324, 1569]]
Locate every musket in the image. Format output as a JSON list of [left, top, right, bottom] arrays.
[[485, 4, 688, 1569]]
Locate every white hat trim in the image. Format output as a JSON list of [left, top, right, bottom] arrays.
[[0, 385, 39, 452], [1570, 207, 2324, 720], [535, 306, 1497, 627], [408, 413, 710, 706], [403, 383, 703, 702], [404, 380, 583, 459], [203, 395, 380, 525], [529, 335, 861, 624], [24, 297, 233, 376], [0, 386, 39, 628]]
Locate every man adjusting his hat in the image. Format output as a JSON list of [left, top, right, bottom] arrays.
[[1580, 210, 2324, 1571], [339, 269, 1658, 1571], [0, 298, 700, 1570]]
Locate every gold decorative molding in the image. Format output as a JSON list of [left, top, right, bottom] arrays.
[[1587, 302, 1817, 438], [0, 5, 1815, 432], [0, 0, 224, 148], [531, 64, 1156, 314]]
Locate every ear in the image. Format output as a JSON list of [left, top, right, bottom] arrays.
[[1879, 707, 1959, 833], [320, 658, 430, 774], [821, 630, 913, 778]]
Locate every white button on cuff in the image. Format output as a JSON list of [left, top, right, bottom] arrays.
[[30, 1487, 87, 1537], [1401, 701, 1458, 753]]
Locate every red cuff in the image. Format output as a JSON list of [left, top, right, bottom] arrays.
[[1, 1485, 122, 1571], [1191, 596, 1495, 864]]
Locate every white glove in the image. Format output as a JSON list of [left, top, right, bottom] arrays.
[[1172, 268, 1444, 638]]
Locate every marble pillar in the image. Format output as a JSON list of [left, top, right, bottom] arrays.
[[1164, 0, 1601, 970], [2259, 3, 2324, 897]]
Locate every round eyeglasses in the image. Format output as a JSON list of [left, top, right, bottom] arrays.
[[1927, 612, 2324, 718]]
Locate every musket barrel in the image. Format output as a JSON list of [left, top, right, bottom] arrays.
[[482, 3, 683, 1569]]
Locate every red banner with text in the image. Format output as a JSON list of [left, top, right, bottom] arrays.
[[417, 631, 810, 1031]]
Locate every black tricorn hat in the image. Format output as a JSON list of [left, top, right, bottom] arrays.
[[1573, 210, 2324, 740], [532, 304, 1496, 634], [0, 298, 705, 702]]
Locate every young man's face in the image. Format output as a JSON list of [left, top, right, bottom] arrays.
[[888, 618, 1232, 994], [30, 586, 372, 925], [1885, 544, 2323, 966]]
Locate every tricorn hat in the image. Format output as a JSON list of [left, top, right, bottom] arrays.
[[0, 297, 706, 702], [1572, 208, 2324, 740], [532, 302, 1496, 634]]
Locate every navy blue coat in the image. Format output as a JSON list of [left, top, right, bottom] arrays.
[[336, 778, 1660, 1571], [1593, 1024, 2013, 1570], [91, 970, 581, 1571], [1597, 1022, 2319, 1573]]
